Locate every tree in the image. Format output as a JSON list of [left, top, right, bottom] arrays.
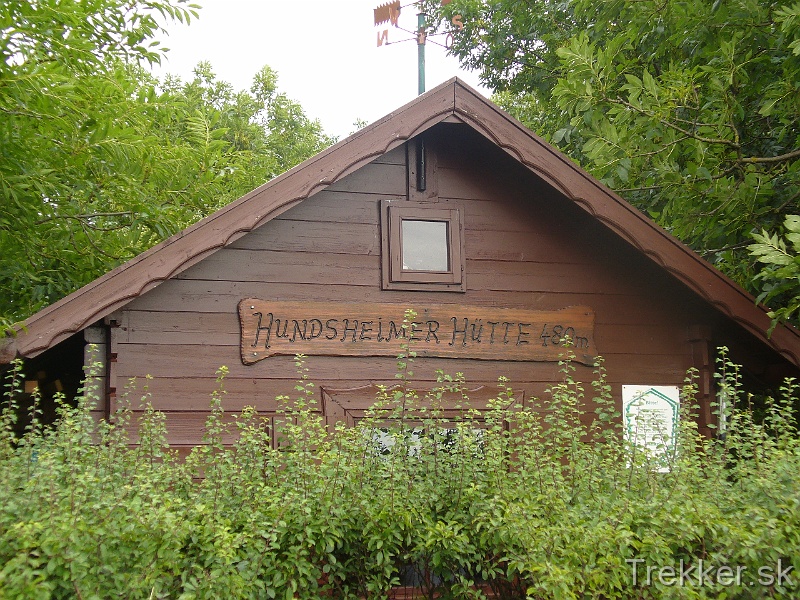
[[750, 214, 800, 330], [422, 0, 800, 318], [0, 1, 334, 329]]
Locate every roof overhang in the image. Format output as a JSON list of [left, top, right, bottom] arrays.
[[4, 78, 799, 369]]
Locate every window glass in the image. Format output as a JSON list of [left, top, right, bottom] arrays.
[[401, 220, 449, 272], [380, 200, 465, 291]]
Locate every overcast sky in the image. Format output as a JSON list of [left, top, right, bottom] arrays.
[[150, 0, 489, 139]]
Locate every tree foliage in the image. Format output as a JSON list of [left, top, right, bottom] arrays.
[[423, 0, 800, 319], [0, 0, 334, 328], [750, 214, 800, 330]]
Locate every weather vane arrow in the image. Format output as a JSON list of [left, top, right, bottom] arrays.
[[374, 1, 401, 26]]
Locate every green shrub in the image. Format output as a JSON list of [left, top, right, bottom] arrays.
[[0, 347, 798, 599]]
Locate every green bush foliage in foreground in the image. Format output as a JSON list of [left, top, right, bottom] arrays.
[[0, 349, 799, 599]]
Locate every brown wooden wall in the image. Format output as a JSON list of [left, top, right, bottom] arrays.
[[107, 123, 773, 449]]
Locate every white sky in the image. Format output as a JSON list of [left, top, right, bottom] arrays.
[[150, 0, 490, 139]]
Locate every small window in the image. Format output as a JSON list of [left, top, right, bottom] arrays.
[[401, 220, 449, 272], [381, 201, 465, 291]]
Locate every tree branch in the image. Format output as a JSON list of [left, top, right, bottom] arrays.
[[701, 240, 753, 257], [613, 96, 800, 166], [616, 185, 665, 193], [36, 211, 133, 225], [74, 219, 123, 261], [775, 189, 800, 213], [612, 96, 741, 148], [740, 148, 800, 165]]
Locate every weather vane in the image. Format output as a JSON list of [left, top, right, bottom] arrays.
[[373, 1, 463, 95]]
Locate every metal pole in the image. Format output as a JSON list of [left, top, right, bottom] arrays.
[[417, 13, 426, 95]]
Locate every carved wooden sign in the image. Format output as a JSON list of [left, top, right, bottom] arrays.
[[239, 300, 597, 366]]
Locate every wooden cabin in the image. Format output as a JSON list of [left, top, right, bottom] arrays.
[[2, 79, 799, 451]]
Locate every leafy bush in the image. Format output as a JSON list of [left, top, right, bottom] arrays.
[[0, 347, 798, 599]]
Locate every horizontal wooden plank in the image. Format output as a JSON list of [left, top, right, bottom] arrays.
[[110, 369, 686, 393], [127, 282, 623, 312], [466, 260, 633, 294], [272, 192, 589, 238], [177, 250, 380, 285], [117, 377, 292, 412], [122, 411, 262, 446], [126, 280, 693, 323], [226, 220, 381, 254], [269, 191, 552, 231], [368, 144, 406, 166], [121, 311, 238, 344], [464, 229, 584, 263], [113, 344, 688, 382], [273, 191, 387, 225], [324, 161, 406, 194], [107, 370, 692, 418], [594, 323, 687, 354], [175, 247, 645, 296], [134, 377, 536, 412], [114, 347, 575, 380], [229, 219, 608, 266]]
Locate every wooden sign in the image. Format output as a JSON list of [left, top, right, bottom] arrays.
[[239, 300, 597, 366]]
